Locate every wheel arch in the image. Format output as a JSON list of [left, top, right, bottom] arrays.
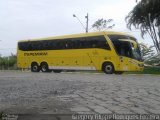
[[31, 61, 39, 66], [40, 61, 48, 66]]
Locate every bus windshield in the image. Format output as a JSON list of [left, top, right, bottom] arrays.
[[108, 35, 142, 61]]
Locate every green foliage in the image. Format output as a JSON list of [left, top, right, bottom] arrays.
[[92, 18, 115, 31], [145, 54, 160, 66], [0, 54, 17, 70], [139, 43, 155, 59], [139, 43, 160, 66], [126, 66, 160, 74], [126, 0, 160, 52]]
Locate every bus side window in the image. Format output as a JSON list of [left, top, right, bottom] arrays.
[[47, 41, 52, 50], [98, 37, 111, 50], [26, 42, 32, 51], [66, 39, 73, 49], [31, 41, 36, 50], [52, 40, 58, 50], [18, 42, 25, 51], [83, 37, 90, 48], [25, 43, 29, 51], [42, 40, 49, 50], [87, 39, 94, 48], [79, 38, 85, 48], [90, 40, 97, 48], [37, 41, 42, 50], [72, 39, 81, 49], [56, 40, 65, 49], [97, 41, 103, 48]]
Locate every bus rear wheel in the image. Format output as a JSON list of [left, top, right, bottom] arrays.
[[31, 62, 40, 72], [40, 62, 51, 72], [102, 62, 114, 74]]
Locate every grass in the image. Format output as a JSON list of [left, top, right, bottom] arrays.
[[125, 66, 160, 75]]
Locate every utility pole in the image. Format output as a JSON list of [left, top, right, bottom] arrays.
[[73, 13, 89, 33], [85, 13, 89, 33]]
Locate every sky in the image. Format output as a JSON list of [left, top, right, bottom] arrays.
[[0, 0, 153, 56]]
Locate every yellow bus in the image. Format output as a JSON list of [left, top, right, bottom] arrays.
[[17, 31, 144, 74]]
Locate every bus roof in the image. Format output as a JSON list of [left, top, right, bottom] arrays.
[[19, 31, 135, 42]]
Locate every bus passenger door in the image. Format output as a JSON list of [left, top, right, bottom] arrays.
[[119, 56, 131, 71], [85, 49, 99, 70]]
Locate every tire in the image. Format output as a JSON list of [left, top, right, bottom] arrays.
[[53, 70, 62, 73], [102, 62, 114, 74], [115, 71, 123, 74], [40, 62, 51, 72], [31, 62, 40, 72]]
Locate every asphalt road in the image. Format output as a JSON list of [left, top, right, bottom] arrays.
[[0, 71, 160, 119]]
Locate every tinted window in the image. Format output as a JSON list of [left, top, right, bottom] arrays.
[[18, 36, 110, 51], [71, 36, 110, 50], [108, 35, 142, 61], [108, 35, 134, 57]]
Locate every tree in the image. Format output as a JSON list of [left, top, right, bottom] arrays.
[[92, 18, 115, 31], [139, 43, 160, 66], [139, 43, 155, 59], [145, 54, 160, 66], [126, 0, 160, 52]]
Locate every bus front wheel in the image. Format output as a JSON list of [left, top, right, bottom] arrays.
[[40, 62, 51, 72], [102, 62, 114, 74], [31, 62, 40, 72]]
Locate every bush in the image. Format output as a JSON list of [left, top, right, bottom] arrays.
[[0, 54, 17, 70], [126, 66, 160, 74]]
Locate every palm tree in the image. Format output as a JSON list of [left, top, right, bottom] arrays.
[[126, 0, 160, 52]]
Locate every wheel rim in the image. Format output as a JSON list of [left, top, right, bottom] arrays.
[[105, 65, 113, 73], [42, 65, 47, 72], [31, 63, 39, 72], [41, 63, 49, 72], [33, 66, 38, 71]]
